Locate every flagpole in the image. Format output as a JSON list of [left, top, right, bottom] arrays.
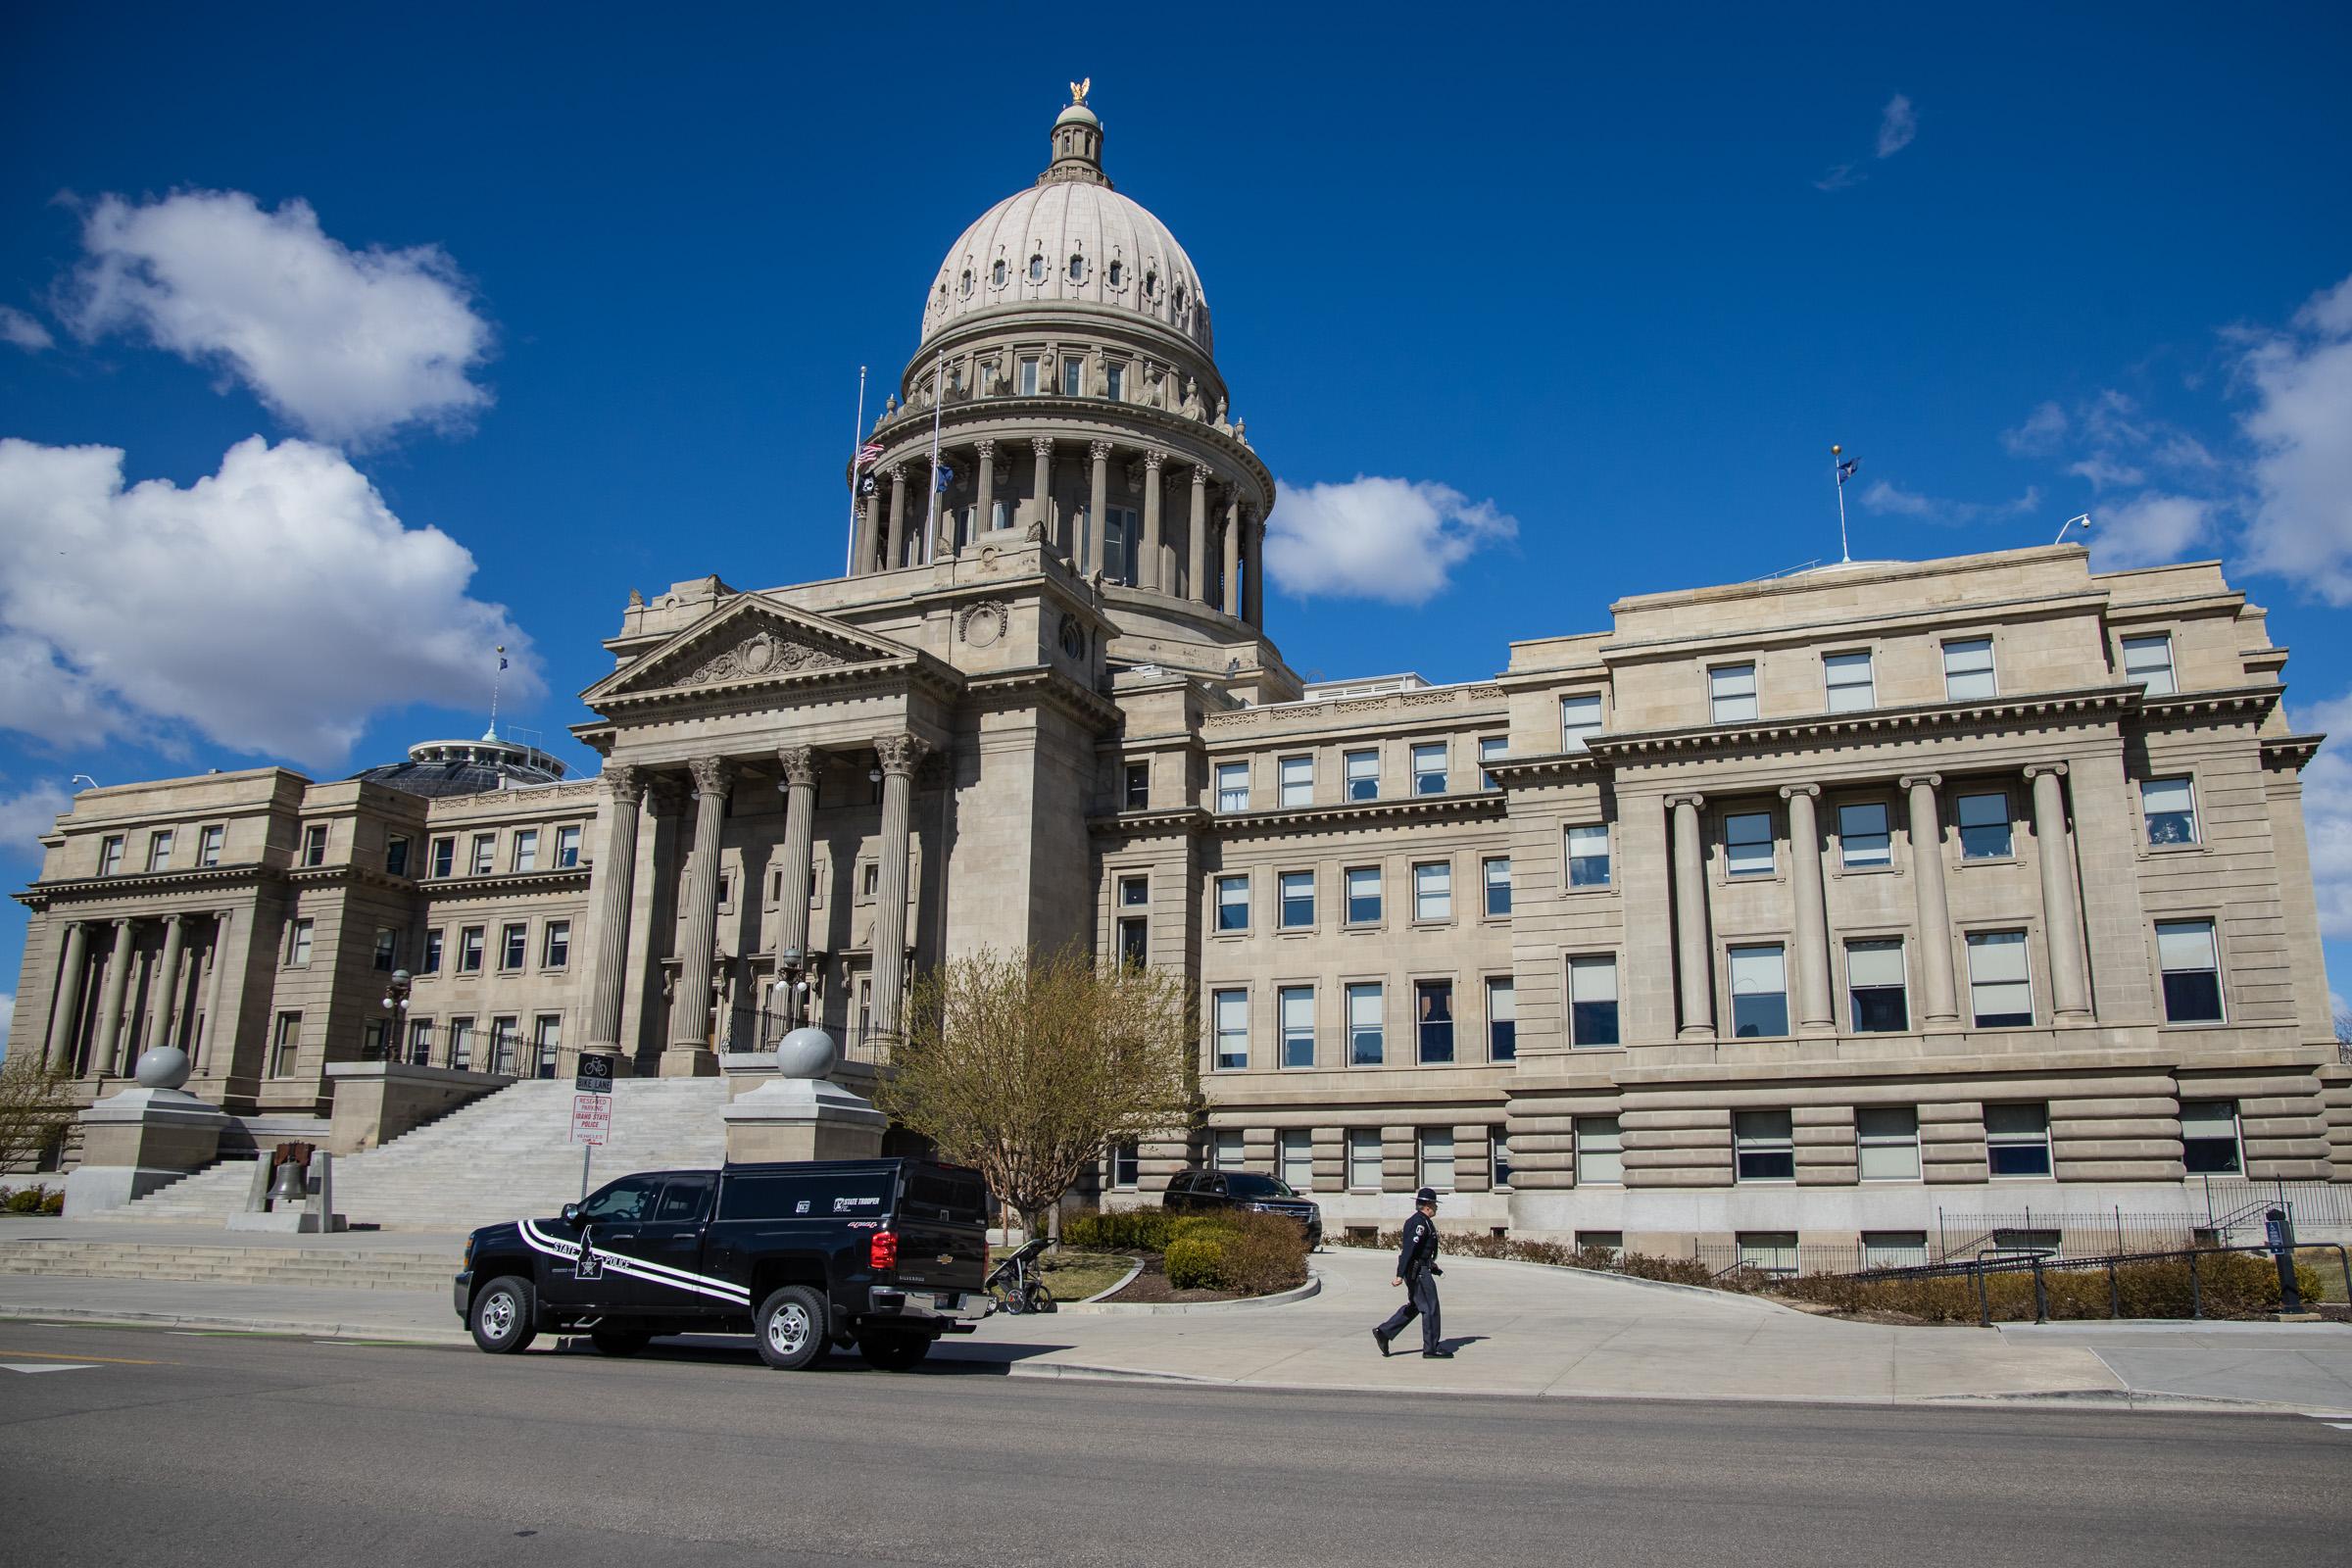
[[487, 644, 506, 741], [1833, 444, 1851, 564], [924, 353, 947, 562], [845, 366, 868, 577]]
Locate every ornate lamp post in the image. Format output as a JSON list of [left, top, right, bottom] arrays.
[[379, 968, 413, 1062]]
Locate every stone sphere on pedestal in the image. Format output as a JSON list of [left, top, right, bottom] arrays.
[[774, 1026, 840, 1080], [133, 1046, 192, 1091]]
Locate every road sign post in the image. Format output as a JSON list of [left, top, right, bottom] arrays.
[[572, 1056, 614, 1197]]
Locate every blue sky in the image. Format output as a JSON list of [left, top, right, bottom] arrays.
[[3, 2, 2349, 1046]]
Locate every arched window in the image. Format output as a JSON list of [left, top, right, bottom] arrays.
[[1174, 285, 1189, 315], [1028, 253, 1046, 282], [1068, 253, 1086, 282], [991, 259, 1007, 287], [959, 269, 973, 298], [1107, 260, 1123, 288], [1143, 270, 1157, 298]]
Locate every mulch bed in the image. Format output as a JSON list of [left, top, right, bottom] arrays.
[[1100, 1254, 1245, 1305]]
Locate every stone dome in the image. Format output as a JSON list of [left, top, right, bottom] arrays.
[[919, 91, 1212, 355]]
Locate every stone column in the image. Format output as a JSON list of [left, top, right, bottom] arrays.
[[1141, 451, 1165, 592], [583, 765, 647, 1054], [1030, 437, 1055, 550], [150, 914, 188, 1051], [1781, 785, 1835, 1035], [884, 466, 907, 570], [774, 746, 820, 967], [93, 917, 137, 1075], [869, 733, 932, 1045], [2025, 764, 2093, 1022], [1221, 496, 1242, 616], [195, 910, 231, 1074], [1188, 468, 1209, 603], [1902, 774, 1960, 1027], [857, 484, 881, 575], [1243, 513, 1263, 628], [43, 920, 89, 1071], [666, 757, 733, 1073], [1088, 439, 1112, 578], [1669, 795, 1714, 1040], [973, 439, 997, 540]]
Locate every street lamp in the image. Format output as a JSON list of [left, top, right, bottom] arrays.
[[379, 968, 413, 1062], [776, 945, 810, 1035]]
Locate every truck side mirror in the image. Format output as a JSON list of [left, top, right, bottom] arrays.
[[561, 1202, 582, 1227]]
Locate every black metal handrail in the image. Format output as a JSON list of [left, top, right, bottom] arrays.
[[1843, 1241, 2352, 1326]]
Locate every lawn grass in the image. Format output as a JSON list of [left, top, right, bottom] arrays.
[[1039, 1250, 1138, 1302]]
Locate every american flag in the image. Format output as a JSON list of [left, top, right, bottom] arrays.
[[854, 441, 884, 467]]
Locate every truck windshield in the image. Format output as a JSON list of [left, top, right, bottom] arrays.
[[1225, 1174, 1297, 1200]]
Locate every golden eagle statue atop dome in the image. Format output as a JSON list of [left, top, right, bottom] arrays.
[[1069, 76, 1091, 106]]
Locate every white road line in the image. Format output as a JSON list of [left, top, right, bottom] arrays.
[[3, 1362, 97, 1374], [2325, 1422, 2352, 1431]]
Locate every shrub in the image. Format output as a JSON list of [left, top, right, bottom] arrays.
[[3, 1185, 50, 1214], [39, 1190, 63, 1215], [1776, 1250, 2328, 1322], [1215, 1210, 1311, 1296], [1337, 1228, 1715, 1288], [1061, 1208, 1179, 1252], [1165, 1237, 1224, 1290]]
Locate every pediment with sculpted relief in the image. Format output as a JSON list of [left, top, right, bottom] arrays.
[[585, 593, 917, 707]]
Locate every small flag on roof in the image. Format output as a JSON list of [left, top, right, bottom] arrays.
[[1837, 456, 1860, 484], [855, 441, 884, 466]]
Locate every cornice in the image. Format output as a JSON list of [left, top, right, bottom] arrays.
[[15, 861, 271, 911], [2259, 732, 2325, 773], [589, 649, 965, 719], [964, 664, 1123, 731], [1198, 681, 1507, 739], [1487, 750, 1603, 783], [1091, 791, 1507, 840], [869, 394, 1273, 500], [1590, 684, 2147, 764], [2133, 684, 2283, 725], [417, 867, 593, 900]]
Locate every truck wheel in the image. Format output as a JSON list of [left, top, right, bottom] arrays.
[[470, 1276, 538, 1354], [591, 1328, 652, 1356], [755, 1285, 827, 1371], [858, 1330, 933, 1371]]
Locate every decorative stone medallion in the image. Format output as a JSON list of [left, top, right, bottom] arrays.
[[958, 600, 1008, 648]]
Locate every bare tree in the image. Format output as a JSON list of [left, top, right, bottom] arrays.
[[2335, 1004, 2352, 1064], [876, 945, 1197, 1236], [0, 1054, 77, 1174]]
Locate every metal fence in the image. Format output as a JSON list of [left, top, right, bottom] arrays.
[[1839, 1241, 2352, 1326]]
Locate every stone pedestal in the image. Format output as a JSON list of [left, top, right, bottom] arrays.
[[62, 1086, 232, 1217], [720, 1025, 886, 1162]]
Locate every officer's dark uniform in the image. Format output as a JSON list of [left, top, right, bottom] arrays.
[[1374, 1189, 1446, 1357]]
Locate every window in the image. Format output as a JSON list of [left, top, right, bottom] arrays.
[[2141, 776, 2199, 847], [1215, 761, 1249, 813], [1210, 1131, 1244, 1169], [489, 1017, 520, 1076], [1725, 811, 1775, 877], [371, 927, 398, 972], [1344, 749, 1379, 802], [1577, 1231, 1624, 1258], [99, 835, 124, 876], [1493, 1132, 1513, 1189], [1279, 1130, 1312, 1192], [287, 917, 315, 967], [1346, 865, 1382, 924], [1985, 1103, 2051, 1177], [384, 834, 410, 877], [1419, 1130, 1455, 1192], [1838, 802, 1890, 868], [197, 824, 224, 867], [512, 829, 539, 873], [1846, 939, 1908, 1032], [1966, 931, 2033, 1027], [2157, 919, 2225, 1023], [1730, 944, 1788, 1037], [1709, 663, 1758, 723], [1411, 742, 1447, 795], [1103, 506, 1137, 584], [555, 825, 582, 868], [407, 1018, 434, 1067], [421, 927, 444, 975], [1215, 875, 1249, 933], [533, 1015, 563, 1079], [1213, 989, 1248, 1069], [270, 1012, 302, 1077], [1279, 986, 1314, 1068], [1825, 651, 1875, 711], [1857, 1106, 1921, 1181], [1120, 875, 1149, 908], [1480, 736, 1506, 790], [1348, 1129, 1383, 1190], [1105, 362, 1125, 401], [458, 926, 485, 974], [470, 833, 496, 876], [1576, 1116, 1623, 1186], [1735, 1110, 1795, 1182], [2180, 1100, 2242, 1174], [543, 920, 570, 969], [2122, 633, 2177, 696], [1413, 861, 1451, 921], [1117, 914, 1148, 968], [1738, 1234, 1800, 1278], [1415, 979, 1454, 1064], [448, 1017, 474, 1071], [1279, 870, 1314, 929], [1061, 356, 1084, 395], [1861, 1232, 1929, 1269], [1486, 977, 1516, 1061], [1567, 824, 1611, 888], [429, 837, 455, 878], [1942, 637, 1996, 701], [861, 863, 879, 898], [1279, 755, 1312, 808], [1017, 356, 1040, 394], [1347, 983, 1383, 1065], [1561, 693, 1603, 751], [992, 259, 1007, 288], [1123, 762, 1150, 810], [501, 922, 528, 971], [147, 830, 173, 872], [302, 823, 328, 867], [1111, 1141, 1140, 1189], [1483, 857, 1512, 916], [1568, 956, 1620, 1046], [1956, 792, 2012, 858], [1027, 253, 1045, 282]]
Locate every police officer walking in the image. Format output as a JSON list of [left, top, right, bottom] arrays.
[[1373, 1187, 1451, 1358]]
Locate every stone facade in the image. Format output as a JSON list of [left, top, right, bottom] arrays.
[[11, 91, 2345, 1248]]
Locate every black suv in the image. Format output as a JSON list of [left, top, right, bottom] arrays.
[[1161, 1168, 1323, 1248], [455, 1157, 990, 1370]]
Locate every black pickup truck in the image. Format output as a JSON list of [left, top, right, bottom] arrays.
[[455, 1158, 991, 1370]]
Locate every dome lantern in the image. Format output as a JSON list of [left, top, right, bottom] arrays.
[[1042, 77, 1108, 188]]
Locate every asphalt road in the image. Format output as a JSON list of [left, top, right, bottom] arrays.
[[1, 1322, 2344, 1567]]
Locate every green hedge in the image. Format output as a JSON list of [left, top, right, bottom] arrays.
[[1061, 1208, 1182, 1252], [1777, 1250, 2328, 1322], [1165, 1237, 1223, 1290], [1061, 1207, 1311, 1296], [0, 1185, 61, 1215]]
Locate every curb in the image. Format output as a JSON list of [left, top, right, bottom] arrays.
[[1073, 1256, 1148, 1305], [1054, 1270, 1322, 1316]]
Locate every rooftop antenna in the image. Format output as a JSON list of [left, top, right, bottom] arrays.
[[2054, 513, 2092, 546], [1832, 446, 1860, 564], [483, 645, 508, 742]]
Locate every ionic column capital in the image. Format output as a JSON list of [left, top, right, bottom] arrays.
[[1665, 792, 1707, 812], [1778, 783, 1821, 802], [687, 756, 734, 799], [1899, 773, 1942, 792], [872, 734, 933, 778], [2021, 761, 2070, 780], [776, 745, 821, 789], [604, 763, 647, 807]]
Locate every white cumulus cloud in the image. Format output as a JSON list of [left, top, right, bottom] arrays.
[[2236, 270, 2352, 604], [2296, 688, 2352, 942], [1265, 476, 1516, 606], [1876, 95, 1918, 159], [0, 990, 14, 1061], [0, 783, 71, 857], [66, 191, 492, 446], [2084, 493, 2215, 570], [0, 307, 54, 352], [0, 435, 540, 767], [1858, 478, 2039, 526]]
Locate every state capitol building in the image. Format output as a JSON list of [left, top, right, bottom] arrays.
[[14, 91, 2347, 1255]]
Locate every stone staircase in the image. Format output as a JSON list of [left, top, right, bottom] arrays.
[[0, 1239, 457, 1292], [94, 1079, 731, 1232]]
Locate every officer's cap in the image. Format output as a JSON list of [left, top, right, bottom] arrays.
[[1414, 1187, 1440, 1205]]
